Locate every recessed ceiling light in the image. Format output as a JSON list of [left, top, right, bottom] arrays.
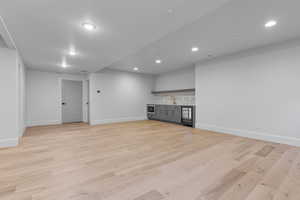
[[69, 49, 77, 56], [191, 47, 199, 52], [265, 20, 277, 28], [82, 22, 96, 31], [155, 59, 162, 64], [61, 61, 69, 68], [133, 67, 139, 71]]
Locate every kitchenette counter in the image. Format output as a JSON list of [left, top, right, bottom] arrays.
[[148, 104, 195, 106], [147, 104, 195, 127]]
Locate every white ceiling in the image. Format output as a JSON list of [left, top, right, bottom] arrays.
[[0, 17, 12, 49], [1, 0, 300, 74], [0, 34, 7, 48]]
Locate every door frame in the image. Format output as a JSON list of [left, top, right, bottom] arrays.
[[58, 78, 89, 124]]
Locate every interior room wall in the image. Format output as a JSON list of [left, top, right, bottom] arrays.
[[89, 69, 155, 125], [153, 66, 195, 105], [0, 47, 19, 147], [18, 55, 26, 136], [195, 40, 300, 147], [26, 69, 88, 126], [155, 66, 195, 91]]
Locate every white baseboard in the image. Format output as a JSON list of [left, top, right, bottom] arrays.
[[0, 138, 19, 148], [196, 123, 300, 147], [90, 116, 147, 126], [27, 120, 61, 127]]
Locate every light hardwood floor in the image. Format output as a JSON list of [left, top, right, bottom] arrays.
[[0, 120, 299, 200]]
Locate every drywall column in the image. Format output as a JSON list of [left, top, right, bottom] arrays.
[[0, 47, 19, 147], [18, 55, 26, 136]]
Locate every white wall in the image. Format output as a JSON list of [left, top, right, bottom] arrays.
[[0, 47, 19, 147], [18, 55, 26, 136], [1, 18, 27, 140], [155, 66, 195, 91], [89, 69, 155, 125], [195, 40, 300, 147], [26, 70, 88, 126]]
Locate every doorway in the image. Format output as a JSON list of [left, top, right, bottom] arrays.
[[61, 80, 83, 123]]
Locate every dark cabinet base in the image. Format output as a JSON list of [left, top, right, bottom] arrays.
[[147, 104, 195, 128]]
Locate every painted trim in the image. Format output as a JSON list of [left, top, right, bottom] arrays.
[[90, 116, 147, 125], [196, 123, 300, 147], [27, 120, 61, 127], [0, 138, 19, 148], [20, 126, 26, 137]]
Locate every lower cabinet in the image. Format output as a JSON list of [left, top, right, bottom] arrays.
[[154, 105, 181, 124]]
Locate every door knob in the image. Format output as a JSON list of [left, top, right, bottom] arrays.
[[62, 102, 66, 105]]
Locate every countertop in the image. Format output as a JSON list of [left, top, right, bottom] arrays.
[[148, 104, 195, 106]]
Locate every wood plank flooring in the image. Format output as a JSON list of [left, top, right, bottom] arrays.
[[0, 120, 299, 200]]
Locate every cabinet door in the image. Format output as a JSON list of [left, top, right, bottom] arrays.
[[167, 105, 175, 122], [174, 106, 182, 123], [163, 105, 169, 121], [159, 105, 166, 120], [154, 105, 160, 119], [154, 105, 181, 123]]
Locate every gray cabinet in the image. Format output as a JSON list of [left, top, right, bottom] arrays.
[[153, 105, 181, 123], [172, 106, 182, 123]]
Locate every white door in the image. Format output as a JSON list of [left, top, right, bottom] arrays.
[[62, 80, 83, 123], [82, 80, 89, 123]]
